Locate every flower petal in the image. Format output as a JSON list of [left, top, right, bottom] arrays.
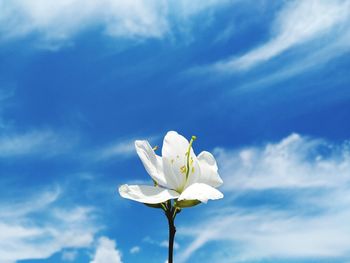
[[178, 183, 223, 203], [162, 131, 189, 159], [162, 131, 200, 191], [162, 156, 184, 191], [197, 151, 223, 187], [118, 184, 180, 204], [135, 140, 168, 187]]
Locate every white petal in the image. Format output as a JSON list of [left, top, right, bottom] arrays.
[[197, 151, 223, 187], [162, 131, 200, 191], [178, 183, 223, 203], [118, 184, 180, 204], [162, 131, 189, 159], [162, 156, 184, 191], [135, 140, 168, 187]]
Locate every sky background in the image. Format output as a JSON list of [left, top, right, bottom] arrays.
[[0, 0, 350, 262]]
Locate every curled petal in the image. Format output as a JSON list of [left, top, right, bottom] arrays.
[[135, 140, 168, 187], [178, 183, 223, 203], [197, 151, 223, 187], [118, 184, 180, 204]]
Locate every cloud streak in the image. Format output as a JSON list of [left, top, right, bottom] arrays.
[[213, 0, 350, 71], [216, 133, 350, 191], [92, 135, 161, 161], [0, 129, 76, 158], [0, 187, 98, 263], [94, 139, 136, 161], [0, 0, 228, 48], [177, 134, 350, 262]]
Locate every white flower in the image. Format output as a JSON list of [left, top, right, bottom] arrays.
[[118, 131, 223, 206]]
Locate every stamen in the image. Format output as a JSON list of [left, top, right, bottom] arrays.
[[185, 135, 196, 180], [153, 179, 158, 187]]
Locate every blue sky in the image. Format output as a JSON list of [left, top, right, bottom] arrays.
[[0, 0, 350, 262]]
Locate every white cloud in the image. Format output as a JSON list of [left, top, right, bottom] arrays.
[[93, 135, 161, 161], [0, 187, 61, 218], [90, 237, 123, 263], [61, 250, 78, 261], [0, 0, 167, 41], [0, 188, 98, 263], [0, 129, 76, 158], [129, 246, 140, 254], [0, 0, 228, 48], [177, 134, 350, 262], [216, 133, 350, 190], [179, 209, 350, 263], [213, 0, 350, 71], [230, 27, 350, 94], [95, 139, 136, 161]]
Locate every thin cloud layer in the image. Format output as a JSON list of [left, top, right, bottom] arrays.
[[0, 0, 228, 47], [213, 0, 350, 71], [216, 133, 350, 190], [179, 209, 350, 263], [94, 139, 135, 161], [177, 134, 350, 262], [0, 129, 76, 157], [0, 0, 167, 40], [0, 188, 98, 263], [61, 250, 78, 261]]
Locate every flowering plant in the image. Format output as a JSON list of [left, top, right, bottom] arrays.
[[119, 131, 223, 262]]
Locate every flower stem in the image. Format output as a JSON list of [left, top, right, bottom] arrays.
[[166, 204, 177, 263]]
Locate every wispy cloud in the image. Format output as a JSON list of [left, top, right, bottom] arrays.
[[0, 187, 61, 217], [0, 187, 98, 263], [179, 209, 350, 263], [216, 133, 350, 190], [0, 0, 167, 42], [231, 28, 350, 94], [0, 0, 228, 48], [92, 135, 160, 161], [213, 0, 350, 72], [0, 129, 76, 158], [94, 139, 136, 161], [177, 134, 350, 262], [129, 246, 140, 254], [90, 236, 123, 263], [61, 250, 78, 261]]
